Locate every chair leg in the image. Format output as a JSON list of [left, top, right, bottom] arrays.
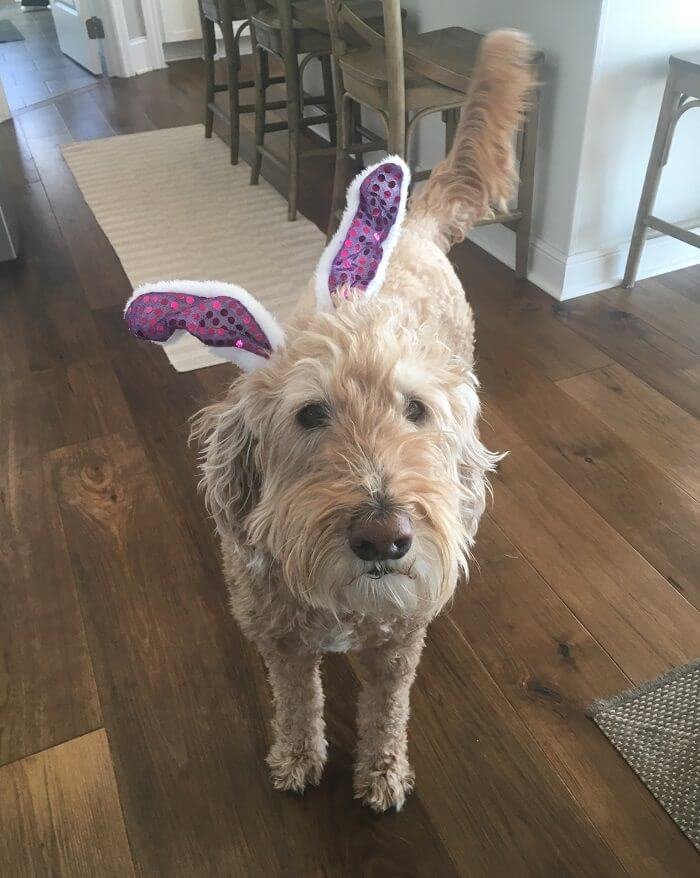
[[351, 101, 362, 163], [320, 53, 336, 146], [386, 100, 406, 158], [405, 109, 425, 168], [514, 84, 540, 280], [200, 12, 215, 138], [221, 13, 240, 165], [251, 48, 267, 185], [285, 52, 302, 221], [443, 108, 459, 153], [327, 92, 353, 240], [288, 118, 301, 221], [623, 73, 681, 288]]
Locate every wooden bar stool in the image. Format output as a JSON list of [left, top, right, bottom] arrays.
[[325, 0, 542, 278], [623, 52, 700, 288], [245, 0, 388, 221], [198, 0, 286, 165]]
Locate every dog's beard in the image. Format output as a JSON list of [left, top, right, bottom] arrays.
[[265, 507, 465, 618]]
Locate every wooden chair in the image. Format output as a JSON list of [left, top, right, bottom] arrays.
[[245, 0, 388, 221], [324, 0, 542, 278], [623, 52, 700, 288], [198, 0, 287, 165]]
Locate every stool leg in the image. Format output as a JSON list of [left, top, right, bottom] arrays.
[[200, 11, 215, 138], [623, 73, 682, 288], [405, 110, 422, 168], [386, 102, 406, 158], [351, 101, 362, 162], [327, 92, 353, 240], [285, 51, 302, 221], [251, 47, 268, 186], [515, 84, 540, 280], [320, 54, 336, 146], [443, 108, 459, 153], [221, 12, 240, 165]]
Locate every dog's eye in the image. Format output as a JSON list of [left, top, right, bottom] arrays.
[[405, 398, 427, 423], [296, 402, 330, 429]]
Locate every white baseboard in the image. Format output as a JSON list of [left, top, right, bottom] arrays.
[[560, 231, 700, 298], [468, 224, 700, 300], [129, 37, 152, 76]]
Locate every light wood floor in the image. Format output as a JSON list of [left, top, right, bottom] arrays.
[[0, 58, 698, 877]]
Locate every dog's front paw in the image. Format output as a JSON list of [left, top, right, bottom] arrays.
[[354, 755, 415, 813], [267, 739, 327, 794]]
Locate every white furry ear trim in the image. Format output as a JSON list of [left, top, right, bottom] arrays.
[[314, 155, 410, 312], [124, 280, 285, 372]]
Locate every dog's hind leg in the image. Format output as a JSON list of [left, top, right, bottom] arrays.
[[353, 626, 426, 812], [261, 645, 327, 794]]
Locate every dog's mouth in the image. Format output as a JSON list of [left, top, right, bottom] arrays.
[[366, 561, 415, 581]]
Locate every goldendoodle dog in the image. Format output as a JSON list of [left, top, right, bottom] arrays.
[[125, 30, 535, 812]]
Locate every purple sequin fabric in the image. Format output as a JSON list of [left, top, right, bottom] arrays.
[[124, 291, 271, 357], [328, 162, 404, 297]]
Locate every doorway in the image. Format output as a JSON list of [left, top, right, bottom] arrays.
[[0, 0, 98, 112]]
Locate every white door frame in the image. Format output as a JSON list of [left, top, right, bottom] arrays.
[[140, 0, 166, 71], [100, 0, 132, 76], [99, 0, 166, 77]]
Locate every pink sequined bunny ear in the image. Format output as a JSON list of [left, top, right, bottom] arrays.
[[124, 280, 284, 372], [314, 155, 410, 312]]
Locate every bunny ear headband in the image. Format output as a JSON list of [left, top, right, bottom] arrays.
[[124, 156, 409, 372]]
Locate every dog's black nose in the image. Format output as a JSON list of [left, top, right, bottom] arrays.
[[349, 513, 413, 562]]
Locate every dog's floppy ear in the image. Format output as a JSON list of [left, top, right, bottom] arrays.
[[451, 375, 505, 545], [124, 280, 284, 372], [190, 382, 261, 535], [314, 156, 410, 312]]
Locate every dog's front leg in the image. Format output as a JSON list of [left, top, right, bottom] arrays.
[[353, 626, 426, 812], [260, 643, 327, 794]]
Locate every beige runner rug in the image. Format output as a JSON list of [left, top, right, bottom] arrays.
[[63, 125, 324, 371]]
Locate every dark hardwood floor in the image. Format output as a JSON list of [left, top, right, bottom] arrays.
[[1, 57, 698, 877]]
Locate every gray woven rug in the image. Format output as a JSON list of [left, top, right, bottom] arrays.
[[588, 659, 699, 851]]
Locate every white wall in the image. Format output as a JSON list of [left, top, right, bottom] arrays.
[[401, 0, 699, 297], [573, 1, 700, 255], [158, 0, 201, 43], [401, 0, 604, 261]]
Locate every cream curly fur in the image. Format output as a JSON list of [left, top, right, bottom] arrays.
[[192, 29, 536, 811]]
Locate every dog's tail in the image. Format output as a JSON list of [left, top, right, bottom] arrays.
[[408, 29, 536, 252]]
